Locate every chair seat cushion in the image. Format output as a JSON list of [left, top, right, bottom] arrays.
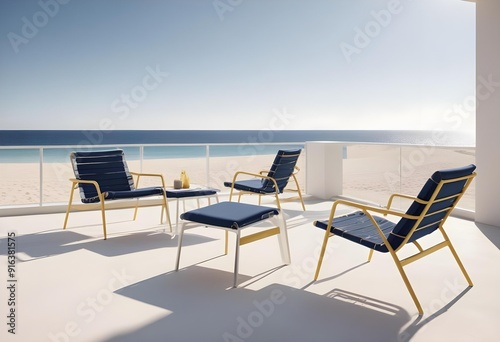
[[166, 189, 218, 198], [81, 187, 164, 203], [314, 211, 396, 253], [223, 179, 275, 194], [180, 201, 279, 229]]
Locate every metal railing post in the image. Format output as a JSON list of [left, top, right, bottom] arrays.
[[206, 145, 210, 187], [39, 147, 43, 206], [139, 145, 144, 172]]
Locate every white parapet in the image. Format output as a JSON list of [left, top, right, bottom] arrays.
[[305, 141, 343, 200]]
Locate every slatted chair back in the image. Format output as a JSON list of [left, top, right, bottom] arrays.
[[387, 164, 476, 251], [70, 150, 134, 203], [261, 149, 301, 193]]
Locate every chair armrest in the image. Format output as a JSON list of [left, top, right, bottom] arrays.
[[70, 178, 100, 189], [69, 178, 104, 199], [130, 172, 167, 188], [230, 171, 280, 192], [386, 193, 428, 211], [130, 172, 164, 177]]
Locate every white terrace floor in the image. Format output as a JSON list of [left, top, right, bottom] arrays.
[[1, 194, 499, 342]]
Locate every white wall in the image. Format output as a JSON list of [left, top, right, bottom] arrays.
[[475, 0, 500, 227], [305, 142, 344, 199]]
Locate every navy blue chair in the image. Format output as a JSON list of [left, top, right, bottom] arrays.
[[313, 164, 476, 314], [63, 149, 171, 239], [223, 149, 306, 210]]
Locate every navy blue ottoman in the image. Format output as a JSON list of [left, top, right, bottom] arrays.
[[175, 201, 291, 287], [165, 187, 219, 233]]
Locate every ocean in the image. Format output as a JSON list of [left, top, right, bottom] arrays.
[[0, 130, 475, 163]]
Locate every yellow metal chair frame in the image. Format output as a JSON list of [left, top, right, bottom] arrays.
[[63, 170, 171, 240], [314, 172, 476, 315], [228, 165, 306, 211]]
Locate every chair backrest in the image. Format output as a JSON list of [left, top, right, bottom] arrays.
[[70, 149, 135, 201], [262, 149, 302, 193], [387, 164, 476, 251]]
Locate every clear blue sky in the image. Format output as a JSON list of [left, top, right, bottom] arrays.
[[0, 0, 475, 130]]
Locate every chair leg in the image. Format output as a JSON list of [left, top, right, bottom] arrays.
[[175, 222, 186, 271], [273, 191, 282, 210], [442, 235, 473, 286], [100, 196, 107, 240], [133, 199, 140, 221], [224, 230, 229, 255], [368, 249, 374, 262], [314, 228, 333, 280], [174, 199, 180, 235], [161, 194, 172, 233], [291, 174, 306, 211], [439, 227, 473, 286], [132, 174, 141, 221], [272, 215, 291, 264], [233, 230, 241, 288], [388, 249, 423, 315], [63, 184, 76, 230]]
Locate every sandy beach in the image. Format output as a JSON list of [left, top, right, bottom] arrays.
[[0, 145, 475, 210]]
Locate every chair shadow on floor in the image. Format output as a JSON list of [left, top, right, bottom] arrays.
[[106, 265, 412, 342], [397, 286, 473, 341], [0, 228, 215, 260]]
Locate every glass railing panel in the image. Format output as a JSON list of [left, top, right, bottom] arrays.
[[42, 147, 75, 204], [399, 146, 475, 211], [141, 145, 207, 188], [0, 143, 476, 212], [341, 144, 476, 211], [342, 144, 401, 205], [0, 148, 40, 206]]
